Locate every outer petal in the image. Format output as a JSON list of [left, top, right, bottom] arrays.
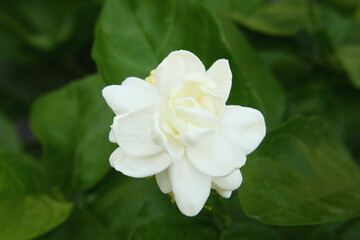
[[212, 169, 243, 191], [216, 190, 232, 198], [102, 77, 161, 115], [169, 157, 211, 217], [112, 108, 162, 157], [109, 129, 116, 143], [110, 147, 171, 178], [155, 170, 172, 194], [122, 77, 159, 94], [187, 131, 246, 177], [206, 59, 232, 101], [221, 105, 266, 155]]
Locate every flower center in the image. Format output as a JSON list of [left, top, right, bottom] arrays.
[[145, 70, 156, 85]]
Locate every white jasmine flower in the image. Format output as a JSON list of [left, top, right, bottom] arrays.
[[103, 50, 266, 216]]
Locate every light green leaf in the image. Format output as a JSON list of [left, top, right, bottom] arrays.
[[239, 117, 360, 225], [0, 112, 21, 152], [30, 74, 114, 192], [0, 151, 73, 240]]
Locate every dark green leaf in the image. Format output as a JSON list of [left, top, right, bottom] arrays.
[[0, 0, 75, 51], [228, 0, 308, 36], [37, 207, 118, 240], [318, 6, 360, 88], [0, 151, 73, 240], [0, 112, 21, 152], [86, 174, 173, 239], [217, 20, 285, 128], [93, 0, 284, 128], [30, 74, 114, 192], [130, 211, 219, 240], [239, 117, 360, 225], [198, 0, 308, 36]]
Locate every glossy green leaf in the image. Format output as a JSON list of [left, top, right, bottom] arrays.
[[239, 117, 360, 225], [93, 0, 284, 128], [30, 74, 114, 192], [0, 112, 21, 152], [0, 151, 73, 240]]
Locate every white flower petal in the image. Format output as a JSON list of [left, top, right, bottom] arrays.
[[176, 124, 214, 147], [156, 54, 187, 96], [110, 147, 171, 178], [102, 78, 161, 115], [212, 169, 243, 191], [168, 50, 206, 73], [112, 108, 162, 157], [169, 157, 211, 217], [187, 132, 246, 177], [216, 190, 232, 198], [122, 77, 159, 94], [152, 112, 185, 161], [109, 129, 116, 143], [206, 59, 232, 101], [221, 105, 266, 155], [155, 170, 172, 194]]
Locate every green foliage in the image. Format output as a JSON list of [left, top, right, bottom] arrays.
[[240, 117, 360, 225], [0, 152, 73, 240], [30, 74, 115, 192], [0, 0, 360, 239], [0, 113, 21, 152]]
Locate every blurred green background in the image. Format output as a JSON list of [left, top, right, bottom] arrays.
[[0, 0, 360, 239]]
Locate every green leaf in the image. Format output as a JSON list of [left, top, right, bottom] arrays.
[[0, 151, 73, 240], [239, 117, 360, 225], [37, 207, 118, 240], [87, 174, 173, 238], [40, 174, 177, 239], [229, 0, 308, 36], [93, 0, 284, 128], [30, 74, 115, 192], [0, 112, 21, 152], [198, 0, 308, 36], [337, 45, 360, 88], [0, 0, 75, 51], [221, 222, 280, 240], [217, 20, 285, 128], [317, 6, 360, 88], [130, 211, 219, 240]]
